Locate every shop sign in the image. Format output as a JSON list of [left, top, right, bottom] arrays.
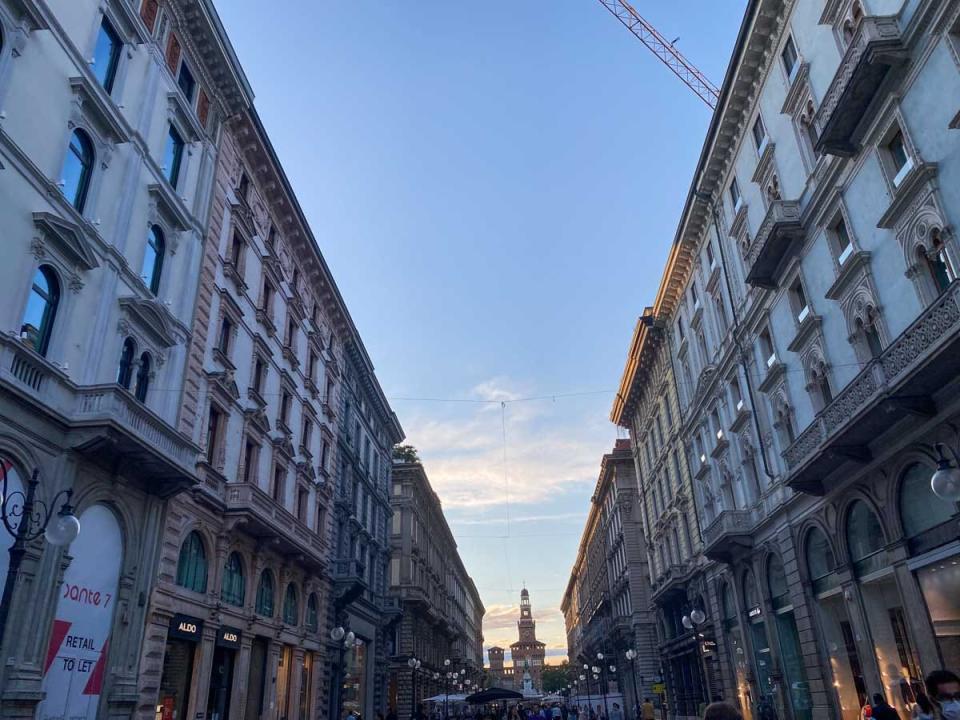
[[216, 626, 242, 649], [701, 640, 718, 655], [169, 613, 204, 642], [748, 605, 763, 618], [652, 683, 666, 695], [38, 504, 123, 720]]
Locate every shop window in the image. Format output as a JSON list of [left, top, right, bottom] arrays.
[[221, 552, 244, 607], [134, 352, 151, 403], [141, 226, 165, 294], [117, 337, 136, 389], [846, 501, 886, 576], [306, 593, 319, 632], [899, 463, 955, 539], [175, 531, 208, 593], [282, 583, 299, 625], [21, 265, 61, 357], [255, 569, 275, 617], [62, 129, 94, 213], [92, 16, 122, 94], [806, 527, 838, 593]]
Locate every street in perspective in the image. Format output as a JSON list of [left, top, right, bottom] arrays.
[[0, 1, 958, 720]]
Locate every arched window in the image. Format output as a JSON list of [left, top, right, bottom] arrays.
[[62, 129, 94, 212], [767, 554, 790, 610], [175, 531, 207, 593], [306, 593, 319, 631], [899, 462, 955, 539], [255, 569, 275, 617], [117, 337, 136, 388], [846, 500, 885, 575], [135, 353, 151, 403], [221, 552, 244, 607], [806, 527, 837, 593], [21, 266, 60, 356], [282, 583, 299, 625], [141, 226, 165, 294]]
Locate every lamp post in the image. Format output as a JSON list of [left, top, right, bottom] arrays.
[[625, 649, 640, 718], [444, 659, 452, 719], [579, 673, 587, 707], [597, 652, 610, 720], [0, 466, 80, 648], [682, 608, 710, 708], [408, 657, 421, 720], [331, 626, 357, 720]]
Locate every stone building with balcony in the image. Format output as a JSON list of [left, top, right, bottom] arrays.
[[0, 0, 248, 717], [387, 459, 485, 715], [609, 1, 960, 720], [563, 440, 659, 711], [612, 300, 721, 720], [328, 346, 405, 719]]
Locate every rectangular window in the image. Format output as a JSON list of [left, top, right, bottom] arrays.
[[887, 129, 913, 186], [238, 173, 250, 203], [308, 352, 317, 381], [93, 17, 122, 94], [753, 115, 767, 152], [177, 61, 196, 102], [302, 418, 312, 451], [243, 439, 256, 484], [729, 178, 741, 210], [297, 486, 308, 522], [267, 225, 276, 248], [781, 36, 798, 79], [163, 125, 184, 187], [759, 328, 776, 367], [789, 277, 810, 323], [218, 316, 232, 356], [280, 390, 291, 428], [315, 503, 325, 534], [731, 377, 744, 412], [706, 242, 715, 268], [206, 406, 221, 464], [230, 233, 244, 266], [253, 357, 265, 395], [834, 216, 854, 265], [272, 466, 285, 503]]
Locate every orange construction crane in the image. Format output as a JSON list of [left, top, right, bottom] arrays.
[[597, 0, 720, 109]]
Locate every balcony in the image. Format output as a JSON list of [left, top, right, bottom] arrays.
[[702, 509, 755, 563], [652, 562, 692, 603], [783, 281, 960, 494], [744, 200, 805, 288], [815, 16, 907, 157], [1, 335, 199, 497], [223, 481, 327, 567]]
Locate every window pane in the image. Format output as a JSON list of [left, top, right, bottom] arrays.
[[806, 528, 835, 581], [221, 552, 244, 607], [164, 126, 184, 186], [846, 501, 884, 563], [141, 226, 163, 293], [92, 18, 122, 93], [177, 62, 196, 101], [175, 532, 207, 593], [899, 463, 953, 538], [63, 131, 93, 211], [22, 267, 60, 356]]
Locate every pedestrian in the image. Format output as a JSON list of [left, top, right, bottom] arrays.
[[641, 698, 656, 720], [702, 702, 743, 720], [926, 670, 960, 720], [610, 703, 624, 720], [912, 694, 936, 720], [871, 693, 903, 720]]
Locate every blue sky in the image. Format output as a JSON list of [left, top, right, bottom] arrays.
[[215, 0, 746, 661]]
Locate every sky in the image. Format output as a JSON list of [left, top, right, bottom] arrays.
[[215, 0, 747, 663]]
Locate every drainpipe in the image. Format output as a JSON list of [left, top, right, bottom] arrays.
[[693, 191, 776, 482]]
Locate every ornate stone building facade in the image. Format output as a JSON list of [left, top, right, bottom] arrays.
[[563, 440, 659, 711], [387, 460, 485, 715], [612, 2, 960, 720], [0, 0, 247, 717]]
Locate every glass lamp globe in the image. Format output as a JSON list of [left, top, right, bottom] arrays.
[[445, 659, 451, 667], [583, 664, 589, 670], [681, 615, 694, 630], [416, 660, 422, 669], [596, 652, 604, 660], [461, 669, 466, 675], [625, 649, 635, 660], [579, 674, 586, 681], [690, 608, 706, 625], [331, 626, 346, 641], [45, 510, 80, 546], [931, 459, 960, 502], [346, 631, 356, 644], [609, 665, 616, 673], [409, 657, 418, 669]]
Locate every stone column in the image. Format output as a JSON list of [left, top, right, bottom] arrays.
[[231, 634, 253, 720], [188, 625, 218, 720]]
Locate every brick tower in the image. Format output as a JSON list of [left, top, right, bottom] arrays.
[[509, 588, 546, 692]]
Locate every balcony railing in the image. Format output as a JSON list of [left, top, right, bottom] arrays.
[[702, 509, 755, 562], [744, 200, 804, 288], [814, 16, 907, 157], [1, 334, 199, 496], [784, 281, 960, 493]]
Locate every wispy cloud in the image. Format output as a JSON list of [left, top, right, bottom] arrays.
[[452, 511, 585, 526]]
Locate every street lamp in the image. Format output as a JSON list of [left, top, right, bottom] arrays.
[[0, 466, 79, 648], [408, 657, 420, 720], [682, 607, 712, 706], [443, 661, 452, 720], [594, 662, 610, 720], [626, 649, 640, 715], [931, 443, 960, 501]]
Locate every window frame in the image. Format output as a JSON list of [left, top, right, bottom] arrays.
[[255, 569, 275, 617], [141, 225, 165, 294], [221, 551, 245, 607], [134, 351, 151, 402], [163, 123, 185, 188], [752, 114, 768, 155], [780, 35, 799, 82], [175, 531, 208, 593], [63, 129, 95, 213], [92, 15, 123, 95], [21, 265, 61, 357], [117, 336, 136, 389]]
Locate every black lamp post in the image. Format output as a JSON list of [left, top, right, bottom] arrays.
[[625, 649, 639, 718], [331, 626, 356, 720], [444, 658, 452, 719], [408, 657, 421, 720], [596, 652, 610, 720], [0, 466, 80, 648]]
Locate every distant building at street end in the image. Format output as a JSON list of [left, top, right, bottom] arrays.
[[484, 589, 547, 694]]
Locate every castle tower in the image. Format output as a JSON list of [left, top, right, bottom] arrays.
[[510, 588, 546, 692]]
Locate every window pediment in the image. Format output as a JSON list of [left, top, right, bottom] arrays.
[[69, 76, 130, 145], [244, 406, 271, 437], [32, 212, 100, 271], [148, 183, 191, 233], [877, 162, 939, 230], [206, 369, 241, 406], [118, 296, 178, 348]]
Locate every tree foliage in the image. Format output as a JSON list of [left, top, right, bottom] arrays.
[[393, 444, 420, 463], [541, 662, 570, 693]]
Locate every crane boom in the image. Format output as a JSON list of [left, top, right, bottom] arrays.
[[597, 0, 720, 109]]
